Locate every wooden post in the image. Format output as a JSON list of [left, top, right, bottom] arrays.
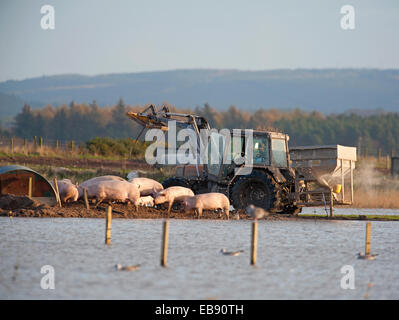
[[83, 188, 90, 210], [39, 137, 43, 150], [251, 221, 258, 266], [53, 178, 62, 208], [24, 138, 27, 154], [386, 154, 390, 170], [56, 140, 59, 151], [341, 158, 345, 203], [71, 140, 75, 151], [365, 222, 371, 256], [161, 220, 169, 267], [33, 136, 37, 150], [105, 205, 112, 245], [28, 177, 32, 198], [10, 138, 14, 154], [350, 160, 354, 204], [329, 189, 334, 217]]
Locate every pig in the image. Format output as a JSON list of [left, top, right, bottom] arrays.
[[129, 177, 164, 196], [84, 180, 140, 208], [52, 179, 79, 203], [154, 186, 194, 214], [78, 175, 125, 198], [182, 193, 230, 219], [136, 195, 154, 207]]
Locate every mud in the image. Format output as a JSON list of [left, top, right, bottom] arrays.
[[0, 194, 47, 211], [0, 194, 395, 221]]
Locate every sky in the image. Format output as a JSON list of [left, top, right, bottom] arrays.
[[0, 0, 398, 82]]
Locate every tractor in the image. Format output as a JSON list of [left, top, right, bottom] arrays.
[[127, 104, 356, 215]]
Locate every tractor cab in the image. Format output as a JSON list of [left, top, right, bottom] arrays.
[[205, 130, 290, 184]]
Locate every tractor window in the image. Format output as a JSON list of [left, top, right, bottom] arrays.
[[208, 132, 226, 176], [271, 139, 287, 167], [231, 136, 243, 162], [253, 137, 269, 165]]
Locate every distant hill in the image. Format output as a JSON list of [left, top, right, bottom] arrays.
[[0, 69, 398, 117]]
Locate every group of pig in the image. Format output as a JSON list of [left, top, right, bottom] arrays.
[[51, 176, 230, 219]]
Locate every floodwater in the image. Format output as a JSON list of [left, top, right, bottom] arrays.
[[1, 209, 398, 300]]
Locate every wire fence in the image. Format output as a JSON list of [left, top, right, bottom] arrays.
[[0, 137, 86, 153]]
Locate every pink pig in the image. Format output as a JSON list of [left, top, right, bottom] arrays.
[[129, 177, 164, 196], [154, 186, 194, 214], [84, 180, 139, 208], [52, 179, 78, 203], [182, 193, 230, 219], [78, 175, 125, 198]]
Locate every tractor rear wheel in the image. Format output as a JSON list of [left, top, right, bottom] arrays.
[[231, 170, 280, 212], [162, 177, 191, 189]]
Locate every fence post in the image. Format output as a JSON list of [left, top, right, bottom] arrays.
[[365, 222, 371, 256], [53, 178, 62, 208], [105, 206, 112, 245], [24, 138, 27, 154], [83, 188, 90, 210], [161, 220, 169, 267], [251, 221, 258, 266], [33, 136, 37, 150], [10, 138, 14, 154], [39, 137, 43, 150], [28, 177, 32, 198]]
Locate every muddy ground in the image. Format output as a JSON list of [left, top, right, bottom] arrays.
[[0, 194, 395, 221]]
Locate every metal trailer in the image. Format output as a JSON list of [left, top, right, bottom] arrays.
[[289, 145, 357, 212]]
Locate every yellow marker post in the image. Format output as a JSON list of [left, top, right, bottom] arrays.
[[105, 206, 112, 245], [28, 177, 32, 198], [161, 220, 169, 267], [251, 221, 258, 266], [365, 222, 371, 256]]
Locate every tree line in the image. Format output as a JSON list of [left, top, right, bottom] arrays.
[[5, 100, 399, 156]]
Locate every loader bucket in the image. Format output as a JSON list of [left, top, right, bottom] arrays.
[[126, 111, 169, 131]]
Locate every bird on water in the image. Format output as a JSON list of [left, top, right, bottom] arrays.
[[246, 204, 270, 220], [115, 264, 141, 271], [220, 248, 244, 256], [357, 253, 378, 260]]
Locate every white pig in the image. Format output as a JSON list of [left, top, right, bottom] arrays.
[[52, 179, 79, 203], [136, 196, 154, 207], [129, 177, 163, 196], [182, 193, 230, 219], [154, 186, 194, 214], [78, 175, 125, 198], [84, 180, 139, 208]]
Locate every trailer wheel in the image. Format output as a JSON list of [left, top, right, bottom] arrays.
[[231, 170, 280, 212]]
